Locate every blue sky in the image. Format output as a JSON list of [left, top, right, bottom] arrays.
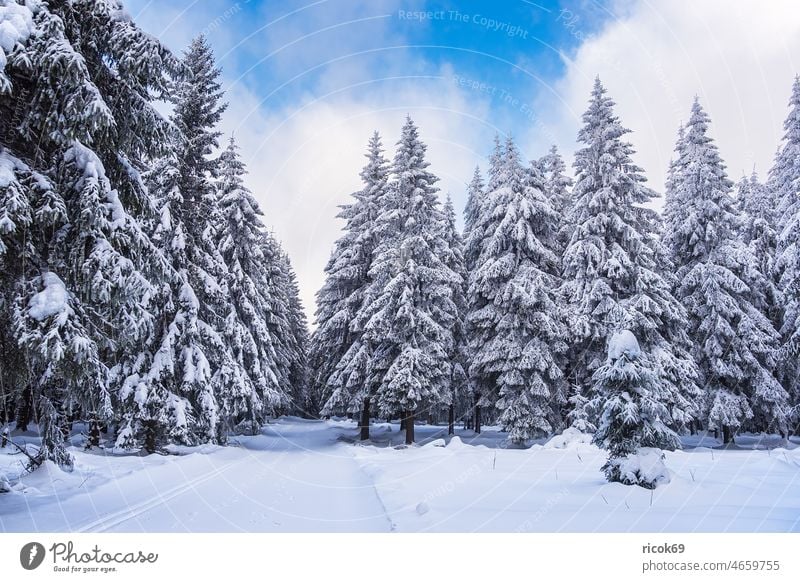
[[124, 0, 800, 319], [127, 1, 605, 126]]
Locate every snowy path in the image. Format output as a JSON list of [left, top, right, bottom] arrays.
[[0, 419, 393, 532], [1, 418, 799, 532]]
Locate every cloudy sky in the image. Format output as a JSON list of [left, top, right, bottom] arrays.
[[125, 0, 800, 322]]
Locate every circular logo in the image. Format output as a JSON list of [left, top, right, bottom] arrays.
[[20, 542, 46, 570]]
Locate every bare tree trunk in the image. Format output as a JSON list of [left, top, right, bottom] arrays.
[[144, 420, 158, 454], [448, 404, 454, 435], [405, 410, 415, 444], [722, 425, 733, 444], [359, 397, 370, 441], [87, 418, 100, 448], [474, 398, 482, 435]]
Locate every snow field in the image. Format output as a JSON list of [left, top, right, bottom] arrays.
[[2, 418, 798, 533]]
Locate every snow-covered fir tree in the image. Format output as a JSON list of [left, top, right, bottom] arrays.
[[463, 138, 506, 432], [538, 145, 574, 216], [215, 136, 284, 430], [537, 145, 574, 253], [258, 231, 294, 409], [770, 77, 800, 426], [356, 117, 459, 444], [281, 250, 310, 416], [314, 132, 389, 438], [771, 77, 800, 235], [0, 0, 177, 459], [441, 194, 468, 434], [465, 136, 566, 444], [592, 330, 678, 489], [665, 98, 788, 441], [566, 384, 596, 434], [460, 166, 486, 430], [117, 35, 241, 448], [561, 78, 701, 434], [463, 165, 485, 246], [736, 171, 780, 328]]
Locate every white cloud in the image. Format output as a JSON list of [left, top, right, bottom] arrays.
[[530, 0, 800, 205], [221, 72, 493, 323]]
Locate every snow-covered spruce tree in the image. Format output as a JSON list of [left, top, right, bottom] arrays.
[[736, 172, 780, 329], [0, 0, 177, 457], [771, 77, 800, 235], [538, 145, 574, 254], [118, 35, 243, 448], [0, 151, 62, 434], [665, 98, 788, 441], [592, 330, 678, 489], [465, 136, 566, 445], [281, 250, 310, 416], [258, 232, 294, 408], [31, 396, 74, 471], [460, 166, 485, 430], [770, 77, 800, 426], [561, 78, 701, 434], [463, 138, 507, 433], [566, 384, 596, 434], [441, 194, 468, 434], [215, 136, 283, 431], [357, 117, 459, 444], [463, 165, 485, 246], [315, 132, 389, 438]]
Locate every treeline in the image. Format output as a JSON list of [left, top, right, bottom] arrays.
[[311, 77, 800, 447], [0, 1, 307, 467]]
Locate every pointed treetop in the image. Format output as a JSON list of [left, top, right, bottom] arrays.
[[219, 135, 247, 183], [359, 131, 389, 185], [592, 75, 604, 94], [444, 192, 455, 214]]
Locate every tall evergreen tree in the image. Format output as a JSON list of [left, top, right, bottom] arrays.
[[463, 165, 485, 244], [562, 78, 701, 434], [665, 99, 787, 441], [771, 77, 800, 426], [771, 77, 800, 234], [461, 165, 486, 432], [465, 136, 566, 444], [314, 132, 389, 439], [259, 231, 293, 409], [0, 0, 177, 459], [463, 139, 507, 433], [736, 172, 780, 328], [539, 145, 574, 217], [538, 145, 574, 253], [441, 194, 468, 434], [118, 35, 238, 448], [280, 249, 309, 416], [357, 117, 459, 444], [216, 136, 283, 430]]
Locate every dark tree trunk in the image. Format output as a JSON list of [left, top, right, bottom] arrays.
[[722, 425, 733, 444], [14, 387, 32, 432], [400, 416, 406, 432], [359, 397, 370, 441], [87, 419, 101, 448], [405, 410, 415, 444], [143, 420, 157, 454], [448, 404, 455, 435], [474, 401, 482, 435]]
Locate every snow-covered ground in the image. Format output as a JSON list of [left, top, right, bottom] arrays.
[[1, 418, 799, 532]]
